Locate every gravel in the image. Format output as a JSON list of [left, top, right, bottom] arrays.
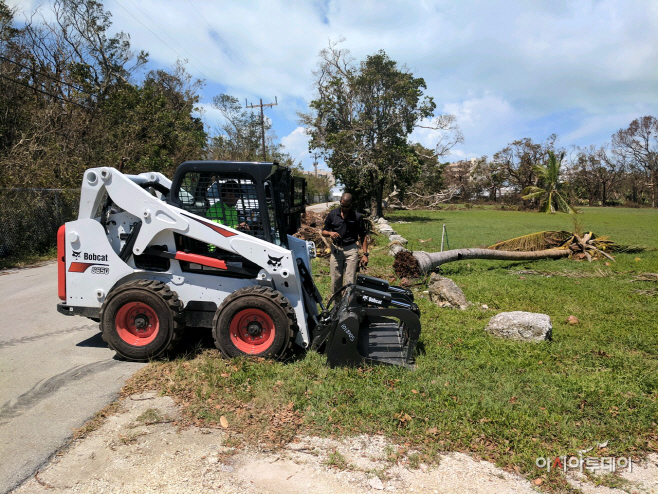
[[12, 392, 658, 494]]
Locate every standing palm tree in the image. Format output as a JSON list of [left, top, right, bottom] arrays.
[[522, 151, 576, 213]]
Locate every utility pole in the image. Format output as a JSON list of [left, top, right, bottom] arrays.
[[313, 161, 318, 177], [246, 97, 277, 161]]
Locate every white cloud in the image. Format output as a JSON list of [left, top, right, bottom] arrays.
[[281, 127, 313, 170], [410, 93, 521, 160], [7, 0, 658, 160]]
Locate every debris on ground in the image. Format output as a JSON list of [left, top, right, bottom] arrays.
[[630, 273, 658, 296], [294, 211, 331, 257]]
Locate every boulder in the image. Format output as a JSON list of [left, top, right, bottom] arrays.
[[377, 225, 397, 236], [388, 234, 408, 245], [485, 311, 552, 342], [428, 273, 470, 309], [388, 242, 408, 256]]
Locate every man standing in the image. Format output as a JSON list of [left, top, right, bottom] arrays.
[[322, 192, 369, 297]]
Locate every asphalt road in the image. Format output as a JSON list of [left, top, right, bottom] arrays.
[[306, 201, 338, 213], [0, 263, 144, 494]]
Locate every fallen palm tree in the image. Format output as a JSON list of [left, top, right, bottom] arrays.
[[394, 231, 618, 278]]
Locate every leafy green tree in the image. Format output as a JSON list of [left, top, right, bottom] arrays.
[[494, 136, 558, 194], [209, 94, 264, 161], [522, 151, 575, 213], [102, 62, 207, 177], [0, 1, 32, 157], [301, 42, 460, 217], [0, 0, 206, 188]]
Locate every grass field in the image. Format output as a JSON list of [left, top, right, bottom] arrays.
[[128, 207, 658, 491]]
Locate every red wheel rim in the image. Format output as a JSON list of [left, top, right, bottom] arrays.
[[115, 301, 160, 346], [229, 308, 275, 355]]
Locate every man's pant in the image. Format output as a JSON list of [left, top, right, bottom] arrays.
[[330, 242, 359, 297]]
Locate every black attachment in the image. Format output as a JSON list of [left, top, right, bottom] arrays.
[[315, 283, 421, 369], [357, 274, 414, 302]]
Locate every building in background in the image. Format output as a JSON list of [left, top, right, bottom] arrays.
[[302, 166, 339, 204]]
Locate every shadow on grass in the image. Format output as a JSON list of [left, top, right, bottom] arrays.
[[166, 326, 216, 361], [386, 214, 443, 223], [166, 326, 311, 365]]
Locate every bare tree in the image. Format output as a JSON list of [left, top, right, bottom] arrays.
[[471, 156, 508, 202], [569, 145, 626, 206], [612, 116, 658, 207]]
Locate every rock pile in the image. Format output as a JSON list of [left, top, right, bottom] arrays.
[[372, 217, 409, 256]]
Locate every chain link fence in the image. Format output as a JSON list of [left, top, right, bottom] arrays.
[[309, 194, 333, 204], [0, 188, 80, 258]]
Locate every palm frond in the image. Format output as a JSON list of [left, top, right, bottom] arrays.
[[554, 192, 576, 214], [532, 164, 548, 178], [545, 151, 562, 184], [488, 231, 572, 251], [521, 186, 546, 200]]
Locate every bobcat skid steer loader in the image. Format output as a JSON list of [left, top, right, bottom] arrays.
[[57, 161, 421, 368]]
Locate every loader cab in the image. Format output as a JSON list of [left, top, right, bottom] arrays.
[[168, 161, 306, 248]]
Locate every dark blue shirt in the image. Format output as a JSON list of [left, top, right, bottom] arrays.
[[323, 208, 367, 246]]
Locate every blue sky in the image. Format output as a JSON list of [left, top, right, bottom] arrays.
[[8, 0, 658, 170]]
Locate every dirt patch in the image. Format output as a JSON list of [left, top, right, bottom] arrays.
[[13, 392, 658, 493]]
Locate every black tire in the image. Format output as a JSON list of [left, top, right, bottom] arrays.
[[100, 279, 184, 361], [212, 286, 297, 359]]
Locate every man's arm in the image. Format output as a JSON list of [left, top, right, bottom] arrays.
[[322, 212, 341, 240]]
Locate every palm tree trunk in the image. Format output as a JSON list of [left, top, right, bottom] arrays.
[[395, 248, 570, 277]]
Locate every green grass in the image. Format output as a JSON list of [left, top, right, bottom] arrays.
[[127, 207, 658, 492]]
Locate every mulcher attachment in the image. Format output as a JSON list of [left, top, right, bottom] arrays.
[[312, 274, 421, 369]]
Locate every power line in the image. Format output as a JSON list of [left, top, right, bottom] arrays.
[[120, 0, 226, 92], [0, 55, 90, 94], [0, 73, 88, 108], [185, 0, 274, 95], [112, 0, 223, 95]]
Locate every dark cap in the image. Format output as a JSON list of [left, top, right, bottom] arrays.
[[220, 180, 245, 195]]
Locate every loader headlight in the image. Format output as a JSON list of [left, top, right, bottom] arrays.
[[307, 241, 317, 259]]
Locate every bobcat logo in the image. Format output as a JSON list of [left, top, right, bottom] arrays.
[[267, 255, 283, 268], [72, 251, 81, 259]]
